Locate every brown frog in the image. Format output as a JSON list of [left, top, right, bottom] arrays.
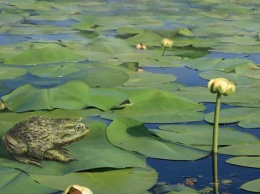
[[2, 116, 89, 167]]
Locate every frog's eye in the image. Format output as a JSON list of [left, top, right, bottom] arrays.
[[75, 125, 81, 130]]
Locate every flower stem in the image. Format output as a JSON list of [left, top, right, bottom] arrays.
[[212, 153, 219, 194], [162, 47, 166, 57], [213, 93, 221, 154]]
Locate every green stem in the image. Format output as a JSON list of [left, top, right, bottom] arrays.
[[212, 153, 219, 194], [162, 47, 166, 57], [213, 93, 221, 153]]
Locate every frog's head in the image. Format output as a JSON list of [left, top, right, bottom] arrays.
[[55, 118, 90, 145]]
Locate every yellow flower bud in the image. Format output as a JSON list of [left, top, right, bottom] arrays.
[[208, 78, 235, 96], [64, 185, 93, 194], [161, 38, 173, 48], [135, 43, 147, 50], [0, 101, 5, 111]]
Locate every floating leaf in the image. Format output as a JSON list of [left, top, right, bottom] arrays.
[[219, 142, 260, 156], [151, 124, 258, 145], [0, 66, 27, 80], [227, 157, 260, 168], [0, 166, 56, 194], [205, 107, 260, 128], [89, 87, 128, 111], [31, 167, 158, 194], [106, 117, 210, 160], [126, 31, 163, 46], [28, 63, 81, 78], [70, 65, 129, 87], [123, 71, 176, 87], [5, 44, 86, 65], [241, 179, 260, 193], [102, 89, 205, 123], [1, 81, 90, 112]]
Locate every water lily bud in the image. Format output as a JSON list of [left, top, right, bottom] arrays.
[[208, 78, 235, 96], [0, 101, 6, 110], [64, 185, 93, 194], [161, 38, 173, 48], [136, 43, 147, 50]]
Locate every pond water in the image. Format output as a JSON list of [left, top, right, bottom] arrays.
[[0, 0, 259, 194]]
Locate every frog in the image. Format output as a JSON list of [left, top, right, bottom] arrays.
[[2, 116, 89, 167]]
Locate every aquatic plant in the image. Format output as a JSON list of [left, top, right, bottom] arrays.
[[161, 38, 173, 57], [208, 78, 236, 153]]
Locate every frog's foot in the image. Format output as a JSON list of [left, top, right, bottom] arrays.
[[44, 148, 75, 162], [12, 155, 42, 167]]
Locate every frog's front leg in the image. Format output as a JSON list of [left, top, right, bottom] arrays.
[[44, 148, 75, 162], [12, 155, 42, 167]]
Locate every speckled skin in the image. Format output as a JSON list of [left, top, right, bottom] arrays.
[[2, 116, 89, 167]]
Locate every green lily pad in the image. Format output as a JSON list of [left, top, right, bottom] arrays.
[[175, 86, 260, 108], [0, 24, 77, 35], [28, 63, 81, 78], [0, 121, 147, 175], [219, 142, 260, 156], [106, 117, 210, 160], [241, 179, 260, 193], [150, 124, 258, 146], [0, 166, 56, 194], [1, 81, 90, 112], [70, 65, 129, 87], [123, 71, 176, 87], [102, 89, 205, 123], [89, 87, 128, 111], [4, 44, 86, 65], [126, 30, 163, 46], [31, 167, 158, 194], [0, 10, 27, 25], [0, 66, 27, 80], [205, 107, 260, 128], [227, 157, 260, 168]]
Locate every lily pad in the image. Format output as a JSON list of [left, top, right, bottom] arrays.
[[205, 107, 260, 128], [30, 167, 158, 194], [0, 66, 27, 80], [89, 87, 128, 111], [28, 63, 81, 78], [0, 166, 56, 194], [241, 179, 260, 193], [4, 44, 86, 65], [1, 81, 90, 112], [226, 157, 260, 168], [102, 89, 205, 123], [106, 117, 210, 160], [219, 142, 260, 156], [150, 124, 258, 145], [123, 71, 176, 87]]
